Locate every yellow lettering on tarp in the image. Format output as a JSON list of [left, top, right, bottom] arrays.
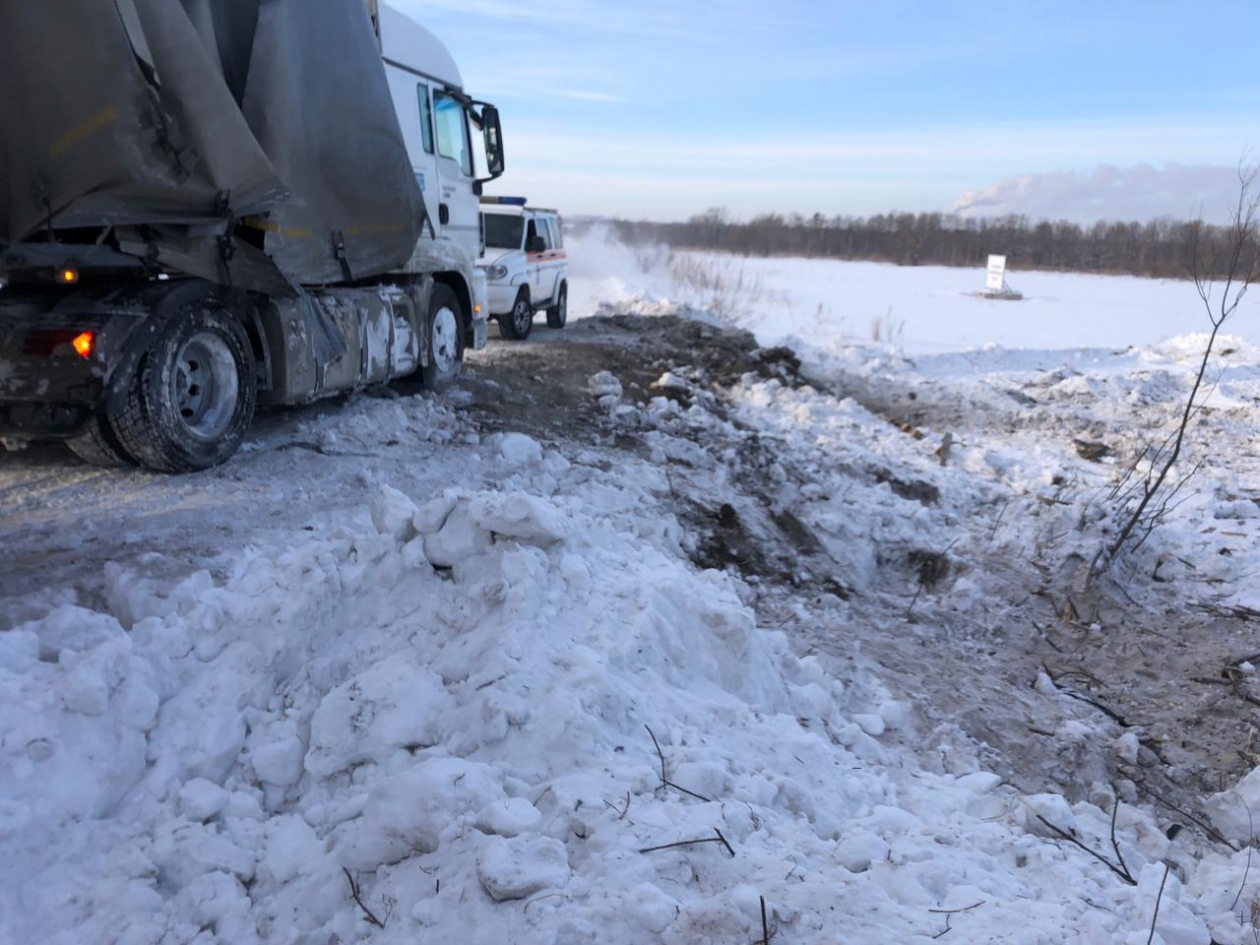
[[48, 105, 119, 158], [242, 217, 313, 239]]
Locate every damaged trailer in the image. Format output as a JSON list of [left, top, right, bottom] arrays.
[[0, 0, 504, 471]]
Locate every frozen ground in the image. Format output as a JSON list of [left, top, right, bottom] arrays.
[[2, 239, 1260, 944]]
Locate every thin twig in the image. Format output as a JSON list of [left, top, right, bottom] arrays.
[[604, 792, 632, 821], [343, 867, 386, 928], [1132, 778, 1239, 851], [714, 828, 736, 857], [1147, 863, 1171, 945], [639, 834, 730, 855], [1110, 793, 1131, 882], [645, 724, 712, 802], [1231, 797, 1256, 912], [1033, 813, 1136, 885], [759, 895, 771, 945], [928, 901, 986, 914]]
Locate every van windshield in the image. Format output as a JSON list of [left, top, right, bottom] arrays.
[[483, 213, 524, 250]]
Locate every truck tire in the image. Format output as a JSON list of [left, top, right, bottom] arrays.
[[113, 302, 256, 473], [546, 282, 568, 329], [422, 283, 465, 390], [66, 413, 135, 468], [500, 287, 533, 341]]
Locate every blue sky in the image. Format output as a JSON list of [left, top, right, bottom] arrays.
[[396, 0, 1259, 223]]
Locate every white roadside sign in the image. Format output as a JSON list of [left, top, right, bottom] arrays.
[[986, 254, 1007, 291]]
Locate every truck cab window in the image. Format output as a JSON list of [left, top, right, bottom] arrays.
[[433, 90, 471, 176], [417, 84, 434, 154]]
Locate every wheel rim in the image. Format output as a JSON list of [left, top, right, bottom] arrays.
[[171, 332, 238, 440], [512, 297, 532, 335], [432, 305, 460, 373]]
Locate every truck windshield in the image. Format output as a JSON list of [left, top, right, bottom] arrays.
[[483, 213, 524, 250]]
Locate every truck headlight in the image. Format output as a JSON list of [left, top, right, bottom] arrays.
[[483, 264, 509, 281]]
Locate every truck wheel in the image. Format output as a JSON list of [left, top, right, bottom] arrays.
[[66, 413, 135, 468], [500, 288, 533, 341], [546, 282, 568, 329], [113, 303, 256, 473], [422, 283, 464, 390]]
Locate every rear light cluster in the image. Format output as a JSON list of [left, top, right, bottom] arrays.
[[21, 329, 94, 360]]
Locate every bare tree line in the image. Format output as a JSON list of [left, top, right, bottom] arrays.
[[594, 208, 1259, 281]]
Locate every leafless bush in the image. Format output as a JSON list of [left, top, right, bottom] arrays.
[[630, 243, 783, 325], [1102, 166, 1259, 566], [869, 307, 905, 349]]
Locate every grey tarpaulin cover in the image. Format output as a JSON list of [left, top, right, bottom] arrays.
[[0, 0, 426, 291]]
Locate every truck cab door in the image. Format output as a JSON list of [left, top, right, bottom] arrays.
[[384, 70, 440, 250], [432, 90, 480, 259]]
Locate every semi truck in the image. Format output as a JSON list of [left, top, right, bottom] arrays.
[[0, 0, 505, 472]]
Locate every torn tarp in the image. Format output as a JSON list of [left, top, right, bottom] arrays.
[[0, 0, 426, 291]]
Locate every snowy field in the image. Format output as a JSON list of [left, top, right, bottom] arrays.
[[567, 228, 1260, 353], [3, 236, 1260, 945]]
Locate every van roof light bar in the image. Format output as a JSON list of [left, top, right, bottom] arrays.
[[479, 196, 527, 206]]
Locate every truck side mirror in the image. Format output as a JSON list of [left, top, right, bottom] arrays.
[[528, 235, 545, 253], [480, 104, 505, 180]]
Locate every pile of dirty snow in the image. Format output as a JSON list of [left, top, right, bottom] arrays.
[[4, 421, 1257, 944]]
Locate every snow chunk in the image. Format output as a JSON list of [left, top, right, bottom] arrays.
[[835, 832, 889, 873], [476, 834, 571, 901], [25, 605, 125, 661], [305, 658, 455, 778], [495, 432, 544, 466], [259, 815, 324, 884], [470, 493, 568, 547], [0, 630, 38, 673], [339, 759, 505, 870], [588, 371, 623, 399], [370, 484, 419, 543], [1024, 793, 1074, 837], [651, 371, 689, 391], [1205, 767, 1260, 844], [625, 883, 680, 933], [150, 821, 256, 889], [476, 798, 544, 837], [178, 778, 230, 822], [249, 722, 306, 788], [419, 496, 492, 568]]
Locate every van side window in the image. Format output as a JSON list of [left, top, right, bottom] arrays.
[[417, 84, 434, 154], [433, 90, 471, 176], [551, 218, 564, 249], [538, 219, 556, 250]]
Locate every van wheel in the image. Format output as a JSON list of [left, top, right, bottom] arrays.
[[113, 302, 256, 473], [546, 282, 568, 329], [66, 413, 135, 468], [422, 283, 465, 390], [500, 288, 533, 341]]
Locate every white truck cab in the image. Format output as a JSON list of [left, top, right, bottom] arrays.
[[379, 4, 504, 348], [477, 198, 568, 341]]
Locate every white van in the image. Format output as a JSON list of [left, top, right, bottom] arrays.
[[477, 198, 568, 340]]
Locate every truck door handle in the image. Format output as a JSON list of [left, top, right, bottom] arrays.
[[439, 203, 450, 225]]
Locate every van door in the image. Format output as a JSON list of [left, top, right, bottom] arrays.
[[432, 89, 480, 259], [542, 217, 565, 301]]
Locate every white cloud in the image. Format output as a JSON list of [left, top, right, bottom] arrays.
[[952, 163, 1251, 224]]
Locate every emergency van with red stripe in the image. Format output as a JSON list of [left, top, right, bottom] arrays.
[[477, 198, 568, 341]]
